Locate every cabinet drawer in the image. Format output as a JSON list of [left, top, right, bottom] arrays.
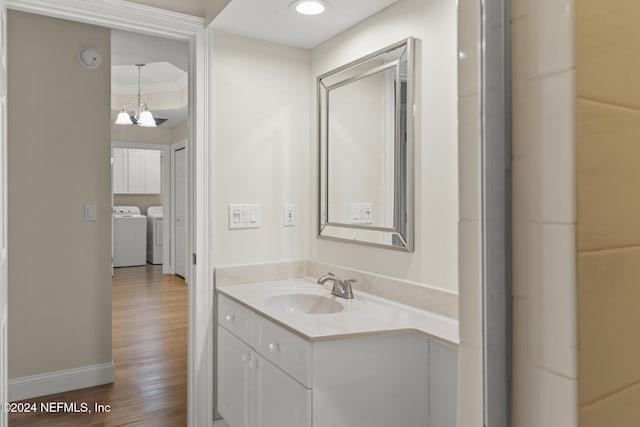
[[255, 316, 312, 388], [218, 294, 254, 345]]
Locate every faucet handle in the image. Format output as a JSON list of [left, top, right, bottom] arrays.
[[344, 279, 357, 287]]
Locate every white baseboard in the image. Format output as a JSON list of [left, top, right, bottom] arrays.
[[8, 362, 114, 402]]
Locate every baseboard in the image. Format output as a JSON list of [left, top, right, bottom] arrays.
[[8, 362, 114, 402]]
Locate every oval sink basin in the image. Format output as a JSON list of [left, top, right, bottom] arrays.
[[265, 293, 344, 315]]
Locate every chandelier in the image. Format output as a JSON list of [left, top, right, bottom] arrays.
[[114, 64, 157, 127]]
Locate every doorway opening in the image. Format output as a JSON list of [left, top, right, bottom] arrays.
[[109, 29, 191, 422], [3, 2, 214, 425]]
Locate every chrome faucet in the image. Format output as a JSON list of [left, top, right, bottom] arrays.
[[317, 273, 356, 299]]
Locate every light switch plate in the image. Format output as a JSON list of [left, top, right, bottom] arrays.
[[84, 203, 97, 222], [229, 204, 261, 229]]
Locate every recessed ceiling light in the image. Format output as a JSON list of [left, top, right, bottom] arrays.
[[290, 0, 329, 16]]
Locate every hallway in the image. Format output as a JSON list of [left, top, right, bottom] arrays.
[[9, 265, 188, 426]]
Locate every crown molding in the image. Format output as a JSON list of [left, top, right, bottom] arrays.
[[7, 0, 204, 40], [112, 81, 186, 94]]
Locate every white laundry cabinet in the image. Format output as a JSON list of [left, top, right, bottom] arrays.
[[112, 148, 161, 194]]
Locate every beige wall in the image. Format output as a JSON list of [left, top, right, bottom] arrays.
[[575, 1, 640, 424], [126, 0, 205, 17], [7, 11, 112, 378], [309, 0, 459, 292], [212, 32, 310, 267], [172, 120, 189, 143], [111, 123, 173, 145], [206, 0, 232, 24], [511, 0, 578, 425], [126, 0, 231, 23]]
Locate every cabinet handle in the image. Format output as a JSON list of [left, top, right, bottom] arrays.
[[241, 353, 250, 363], [225, 314, 234, 323], [248, 359, 257, 369], [268, 343, 279, 353]]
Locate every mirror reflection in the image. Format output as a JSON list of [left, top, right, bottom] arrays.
[[318, 38, 414, 251]]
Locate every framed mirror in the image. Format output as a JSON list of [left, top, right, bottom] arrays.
[[317, 37, 415, 251]]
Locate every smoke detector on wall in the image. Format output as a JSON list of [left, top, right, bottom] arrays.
[[78, 48, 102, 69]]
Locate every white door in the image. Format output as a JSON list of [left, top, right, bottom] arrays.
[[174, 147, 186, 278], [0, 0, 9, 423]]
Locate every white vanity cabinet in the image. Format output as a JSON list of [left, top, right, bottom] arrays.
[[218, 296, 311, 427], [217, 292, 457, 427]]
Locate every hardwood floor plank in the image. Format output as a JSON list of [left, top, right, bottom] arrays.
[[9, 265, 188, 426]]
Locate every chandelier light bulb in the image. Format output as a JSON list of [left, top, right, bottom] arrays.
[[115, 110, 133, 125], [137, 110, 157, 127]]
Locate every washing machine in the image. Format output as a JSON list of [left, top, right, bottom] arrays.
[[147, 206, 163, 265], [113, 206, 147, 267]]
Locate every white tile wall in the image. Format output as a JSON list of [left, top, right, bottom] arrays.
[[511, 0, 578, 426], [458, 220, 481, 348], [528, 0, 574, 77], [458, 95, 481, 222], [459, 0, 577, 425], [530, 367, 579, 427], [456, 343, 483, 427], [529, 224, 577, 378], [532, 71, 576, 224], [458, 0, 480, 98]]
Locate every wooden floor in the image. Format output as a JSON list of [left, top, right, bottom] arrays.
[[9, 265, 188, 426]]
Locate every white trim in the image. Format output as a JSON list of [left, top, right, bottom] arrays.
[[4, 2, 215, 426], [7, 0, 203, 41], [188, 27, 215, 427], [170, 140, 187, 277], [8, 362, 114, 402]]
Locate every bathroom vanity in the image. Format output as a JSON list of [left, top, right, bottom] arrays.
[[217, 279, 458, 427]]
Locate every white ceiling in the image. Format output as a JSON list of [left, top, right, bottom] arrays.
[[212, 0, 400, 49], [112, 30, 189, 71], [112, 62, 188, 94]]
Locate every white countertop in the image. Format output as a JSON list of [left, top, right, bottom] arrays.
[[217, 278, 459, 346]]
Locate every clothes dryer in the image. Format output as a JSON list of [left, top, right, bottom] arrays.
[[147, 206, 163, 265]]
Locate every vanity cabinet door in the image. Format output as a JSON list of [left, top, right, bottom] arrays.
[[218, 327, 252, 427], [253, 353, 311, 427]]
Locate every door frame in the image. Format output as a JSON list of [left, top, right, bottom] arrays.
[[5, 1, 215, 425], [480, 0, 512, 425], [111, 141, 173, 274], [170, 139, 187, 279]]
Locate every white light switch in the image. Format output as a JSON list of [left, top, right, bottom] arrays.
[[283, 204, 296, 227], [84, 203, 97, 222], [229, 204, 261, 229]]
